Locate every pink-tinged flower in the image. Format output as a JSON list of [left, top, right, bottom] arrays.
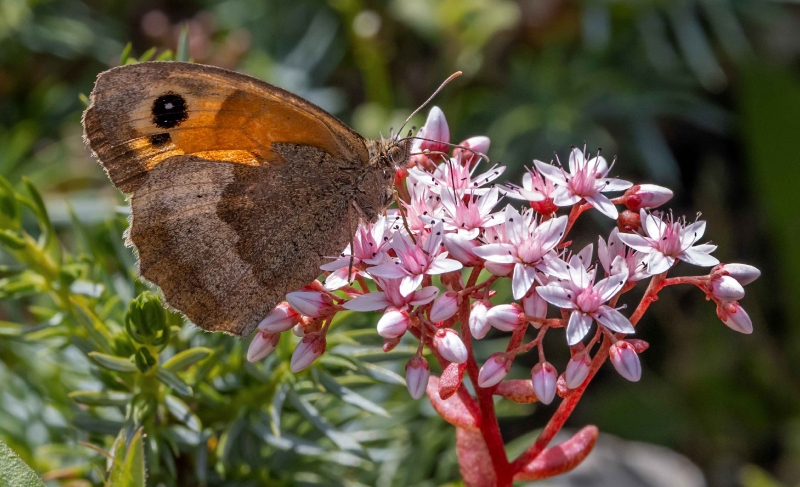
[[609, 341, 641, 382], [412, 106, 450, 154], [481, 222, 515, 277], [522, 289, 548, 321], [537, 255, 634, 345], [434, 328, 468, 364], [321, 215, 396, 290], [286, 291, 336, 319], [486, 303, 525, 332], [531, 361, 558, 404], [443, 233, 482, 266], [506, 167, 559, 215], [616, 209, 719, 275], [440, 186, 503, 239], [246, 331, 280, 362], [720, 263, 761, 286], [622, 184, 674, 211], [453, 136, 491, 169], [565, 354, 591, 389], [478, 353, 512, 388], [376, 307, 410, 338], [290, 333, 327, 372], [717, 301, 753, 334], [430, 291, 459, 322], [257, 302, 300, 333], [406, 355, 431, 399], [469, 301, 491, 339], [710, 276, 745, 301], [369, 222, 463, 296], [534, 147, 632, 219], [402, 183, 443, 233], [408, 156, 506, 197], [598, 228, 649, 282], [343, 278, 439, 312], [473, 205, 569, 299]]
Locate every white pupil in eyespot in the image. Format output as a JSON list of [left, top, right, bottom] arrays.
[[164, 102, 174, 109]]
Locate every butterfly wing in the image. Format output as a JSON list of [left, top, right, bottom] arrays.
[[83, 62, 370, 336]]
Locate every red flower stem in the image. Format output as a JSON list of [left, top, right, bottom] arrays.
[[456, 267, 512, 486], [510, 337, 612, 472]]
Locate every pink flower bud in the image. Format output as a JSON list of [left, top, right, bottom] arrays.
[[418, 106, 449, 153], [478, 353, 511, 388], [565, 354, 591, 389], [286, 291, 335, 318], [721, 263, 761, 286], [292, 323, 306, 337], [617, 210, 641, 233], [443, 234, 481, 266], [609, 341, 641, 382], [453, 136, 490, 168], [522, 290, 547, 321], [623, 184, 673, 211], [429, 291, 459, 322], [434, 328, 468, 364], [405, 355, 430, 399], [246, 331, 280, 362], [717, 301, 753, 334], [383, 336, 401, 352], [257, 302, 299, 332], [710, 275, 745, 301], [376, 307, 410, 338], [469, 301, 491, 339], [486, 303, 525, 331], [290, 333, 326, 372], [531, 361, 558, 405]]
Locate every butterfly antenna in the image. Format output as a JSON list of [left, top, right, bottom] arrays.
[[396, 71, 462, 138], [410, 137, 491, 165]]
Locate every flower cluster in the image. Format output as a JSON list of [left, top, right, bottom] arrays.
[[247, 107, 760, 406]]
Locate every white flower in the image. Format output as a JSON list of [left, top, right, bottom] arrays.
[[616, 209, 719, 275], [536, 254, 634, 345], [598, 228, 650, 282], [473, 205, 569, 299], [534, 147, 632, 219]]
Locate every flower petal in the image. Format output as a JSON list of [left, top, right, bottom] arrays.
[[344, 292, 390, 311], [512, 264, 537, 300], [536, 285, 576, 310], [533, 160, 567, 185], [368, 262, 409, 279], [566, 312, 593, 345], [616, 232, 653, 253], [584, 193, 619, 219], [679, 247, 720, 267], [594, 306, 635, 334], [473, 243, 516, 263], [427, 256, 464, 275], [400, 274, 424, 296]]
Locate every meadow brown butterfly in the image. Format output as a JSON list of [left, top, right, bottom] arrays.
[[82, 61, 424, 337]]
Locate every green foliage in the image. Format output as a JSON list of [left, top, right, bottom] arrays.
[[0, 438, 45, 487]]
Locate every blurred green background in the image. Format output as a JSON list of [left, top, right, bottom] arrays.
[[1, 0, 800, 485]]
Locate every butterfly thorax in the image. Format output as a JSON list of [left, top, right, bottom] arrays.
[[356, 137, 411, 220]]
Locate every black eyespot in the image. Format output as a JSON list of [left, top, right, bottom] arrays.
[[150, 132, 171, 146], [152, 92, 188, 129]]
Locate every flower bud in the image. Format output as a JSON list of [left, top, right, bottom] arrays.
[[717, 301, 753, 334], [565, 355, 591, 389], [257, 302, 299, 333], [617, 210, 641, 233], [286, 291, 335, 318], [430, 292, 459, 322], [710, 275, 745, 301], [469, 301, 491, 339], [418, 106, 449, 153], [721, 263, 761, 286], [609, 341, 641, 382], [531, 361, 558, 405], [292, 323, 306, 337], [383, 335, 401, 352], [486, 303, 525, 331], [623, 184, 673, 211], [453, 136, 490, 169], [376, 307, 410, 338], [443, 234, 481, 266], [290, 333, 326, 372], [134, 346, 157, 373], [522, 290, 547, 321], [478, 353, 511, 388], [405, 355, 430, 400], [125, 291, 168, 346], [247, 331, 280, 362], [434, 328, 468, 364]]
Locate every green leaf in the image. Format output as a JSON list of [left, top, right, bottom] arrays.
[[315, 370, 389, 417], [286, 390, 365, 455], [155, 368, 192, 396], [106, 428, 145, 487], [357, 361, 406, 386], [155, 50, 174, 61], [138, 47, 157, 62], [21, 177, 58, 261], [0, 321, 24, 337], [119, 42, 132, 65], [0, 438, 45, 487], [162, 347, 213, 372], [164, 395, 201, 432], [69, 391, 133, 407], [0, 230, 26, 249], [176, 25, 190, 62], [89, 352, 138, 373]]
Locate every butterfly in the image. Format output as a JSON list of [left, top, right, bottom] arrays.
[[82, 61, 463, 337]]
